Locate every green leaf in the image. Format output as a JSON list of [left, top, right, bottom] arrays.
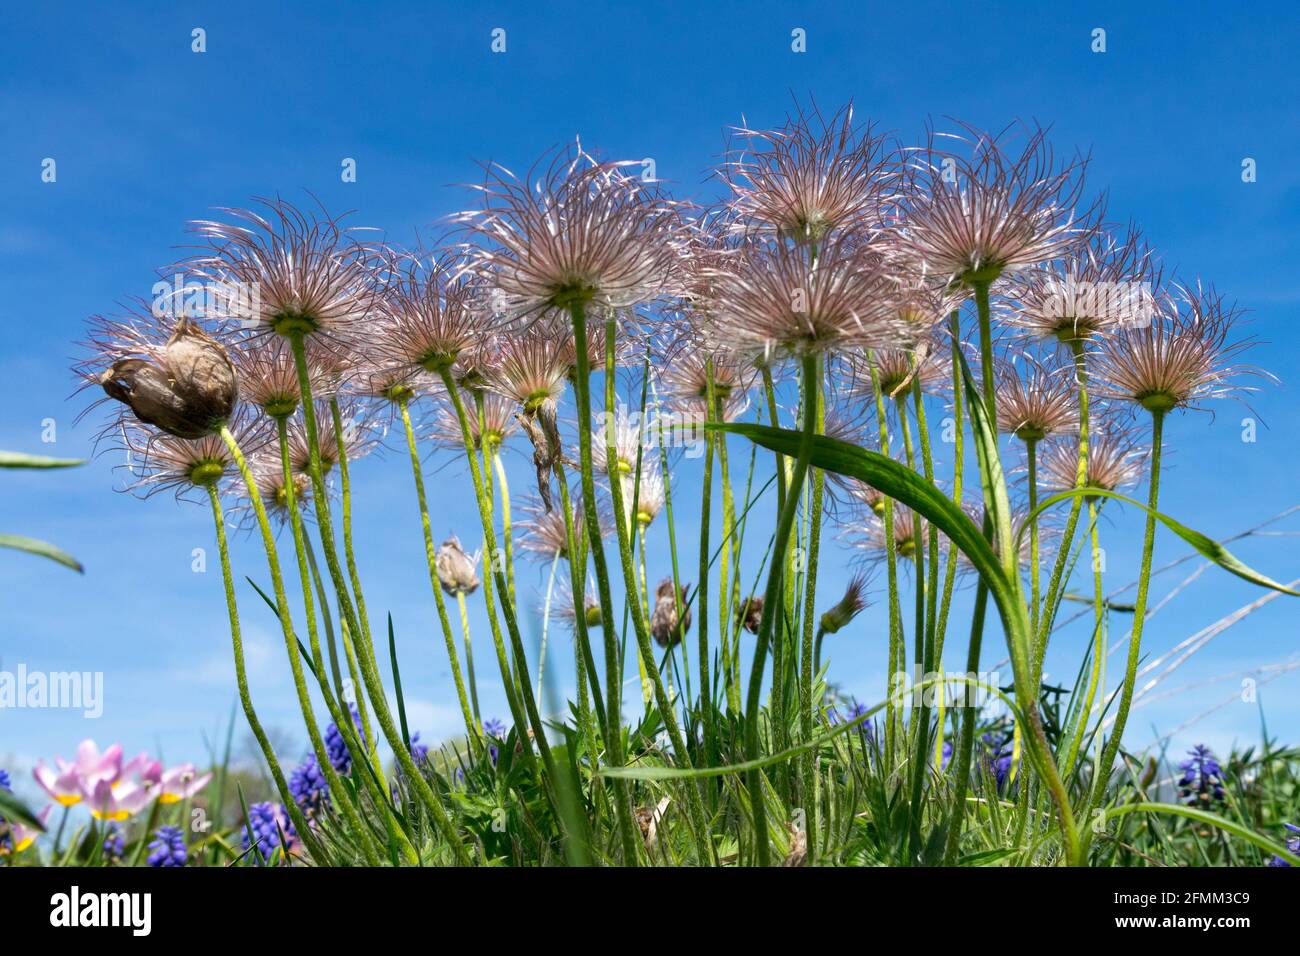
[[0, 533, 83, 572], [245, 577, 318, 679], [1022, 488, 1299, 597], [959, 848, 1018, 866], [956, 351, 1016, 577], [0, 788, 48, 831], [0, 451, 85, 469], [1104, 802, 1300, 866], [712, 422, 1009, 595], [234, 782, 262, 866], [389, 613, 411, 752], [601, 674, 1018, 781]]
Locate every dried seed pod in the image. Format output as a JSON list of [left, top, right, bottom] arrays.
[[99, 320, 237, 439], [650, 578, 691, 648], [781, 822, 808, 867], [735, 595, 763, 634], [436, 535, 481, 596]]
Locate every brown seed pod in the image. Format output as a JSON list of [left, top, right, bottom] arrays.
[[99, 320, 237, 439], [650, 578, 692, 648], [436, 535, 481, 597], [735, 595, 764, 634]]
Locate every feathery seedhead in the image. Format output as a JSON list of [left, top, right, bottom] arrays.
[[543, 309, 635, 381], [186, 198, 376, 342], [850, 505, 927, 563], [430, 390, 519, 451], [518, 492, 611, 560], [656, 332, 756, 422], [436, 535, 481, 596], [351, 356, 426, 407], [1040, 422, 1148, 494], [851, 341, 950, 400], [703, 228, 905, 360], [377, 250, 488, 376], [1092, 283, 1264, 415], [843, 478, 888, 517], [592, 404, 646, 477], [884, 265, 963, 334], [233, 336, 339, 419], [994, 354, 1078, 442], [630, 465, 666, 528], [1005, 225, 1160, 343], [248, 454, 311, 519], [723, 100, 895, 243], [459, 144, 681, 316], [895, 122, 1094, 289], [116, 418, 256, 498], [285, 401, 374, 477], [484, 325, 570, 414], [554, 582, 603, 631]]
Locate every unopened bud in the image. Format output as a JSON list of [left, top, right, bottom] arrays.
[[583, 596, 603, 629], [818, 575, 868, 636]]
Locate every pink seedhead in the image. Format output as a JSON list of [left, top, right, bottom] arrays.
[[483, 324, 571, 414], [722, 100, 897, 243], [1005, 224, 1161, 343], [114, 411, 266, 501], [232, 334, 341, 420], [702, 227, 904, 361], [375, 248, 489, 377], [895, 121, 1097, 289], [994, 353, 1078, 442], [458, 142, 682, 317], [655, 328, 757, 422], [1091, 283, 1268, 415], [1041, 420, 1148, 494], [186, 197, 378, 346]]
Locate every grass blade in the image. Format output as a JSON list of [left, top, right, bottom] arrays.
[[0, 533, 83, 572]]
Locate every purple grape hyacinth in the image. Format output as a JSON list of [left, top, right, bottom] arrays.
[[103, 822, 126, 863], [289, 753, 329, 820], [0, 769, 12, 853], [981, 731, 1015, 790], [1267, 823, 1299, 867], [483, 718, 506, 764], [1177, 744, 1225, 805], [242, 802, 297, 864], [324, 703, 365, 775], [409, 732, 430, 766], [146, 825, 186, 867]]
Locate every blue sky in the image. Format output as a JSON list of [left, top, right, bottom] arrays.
[[2, 1, 1299, 800]]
